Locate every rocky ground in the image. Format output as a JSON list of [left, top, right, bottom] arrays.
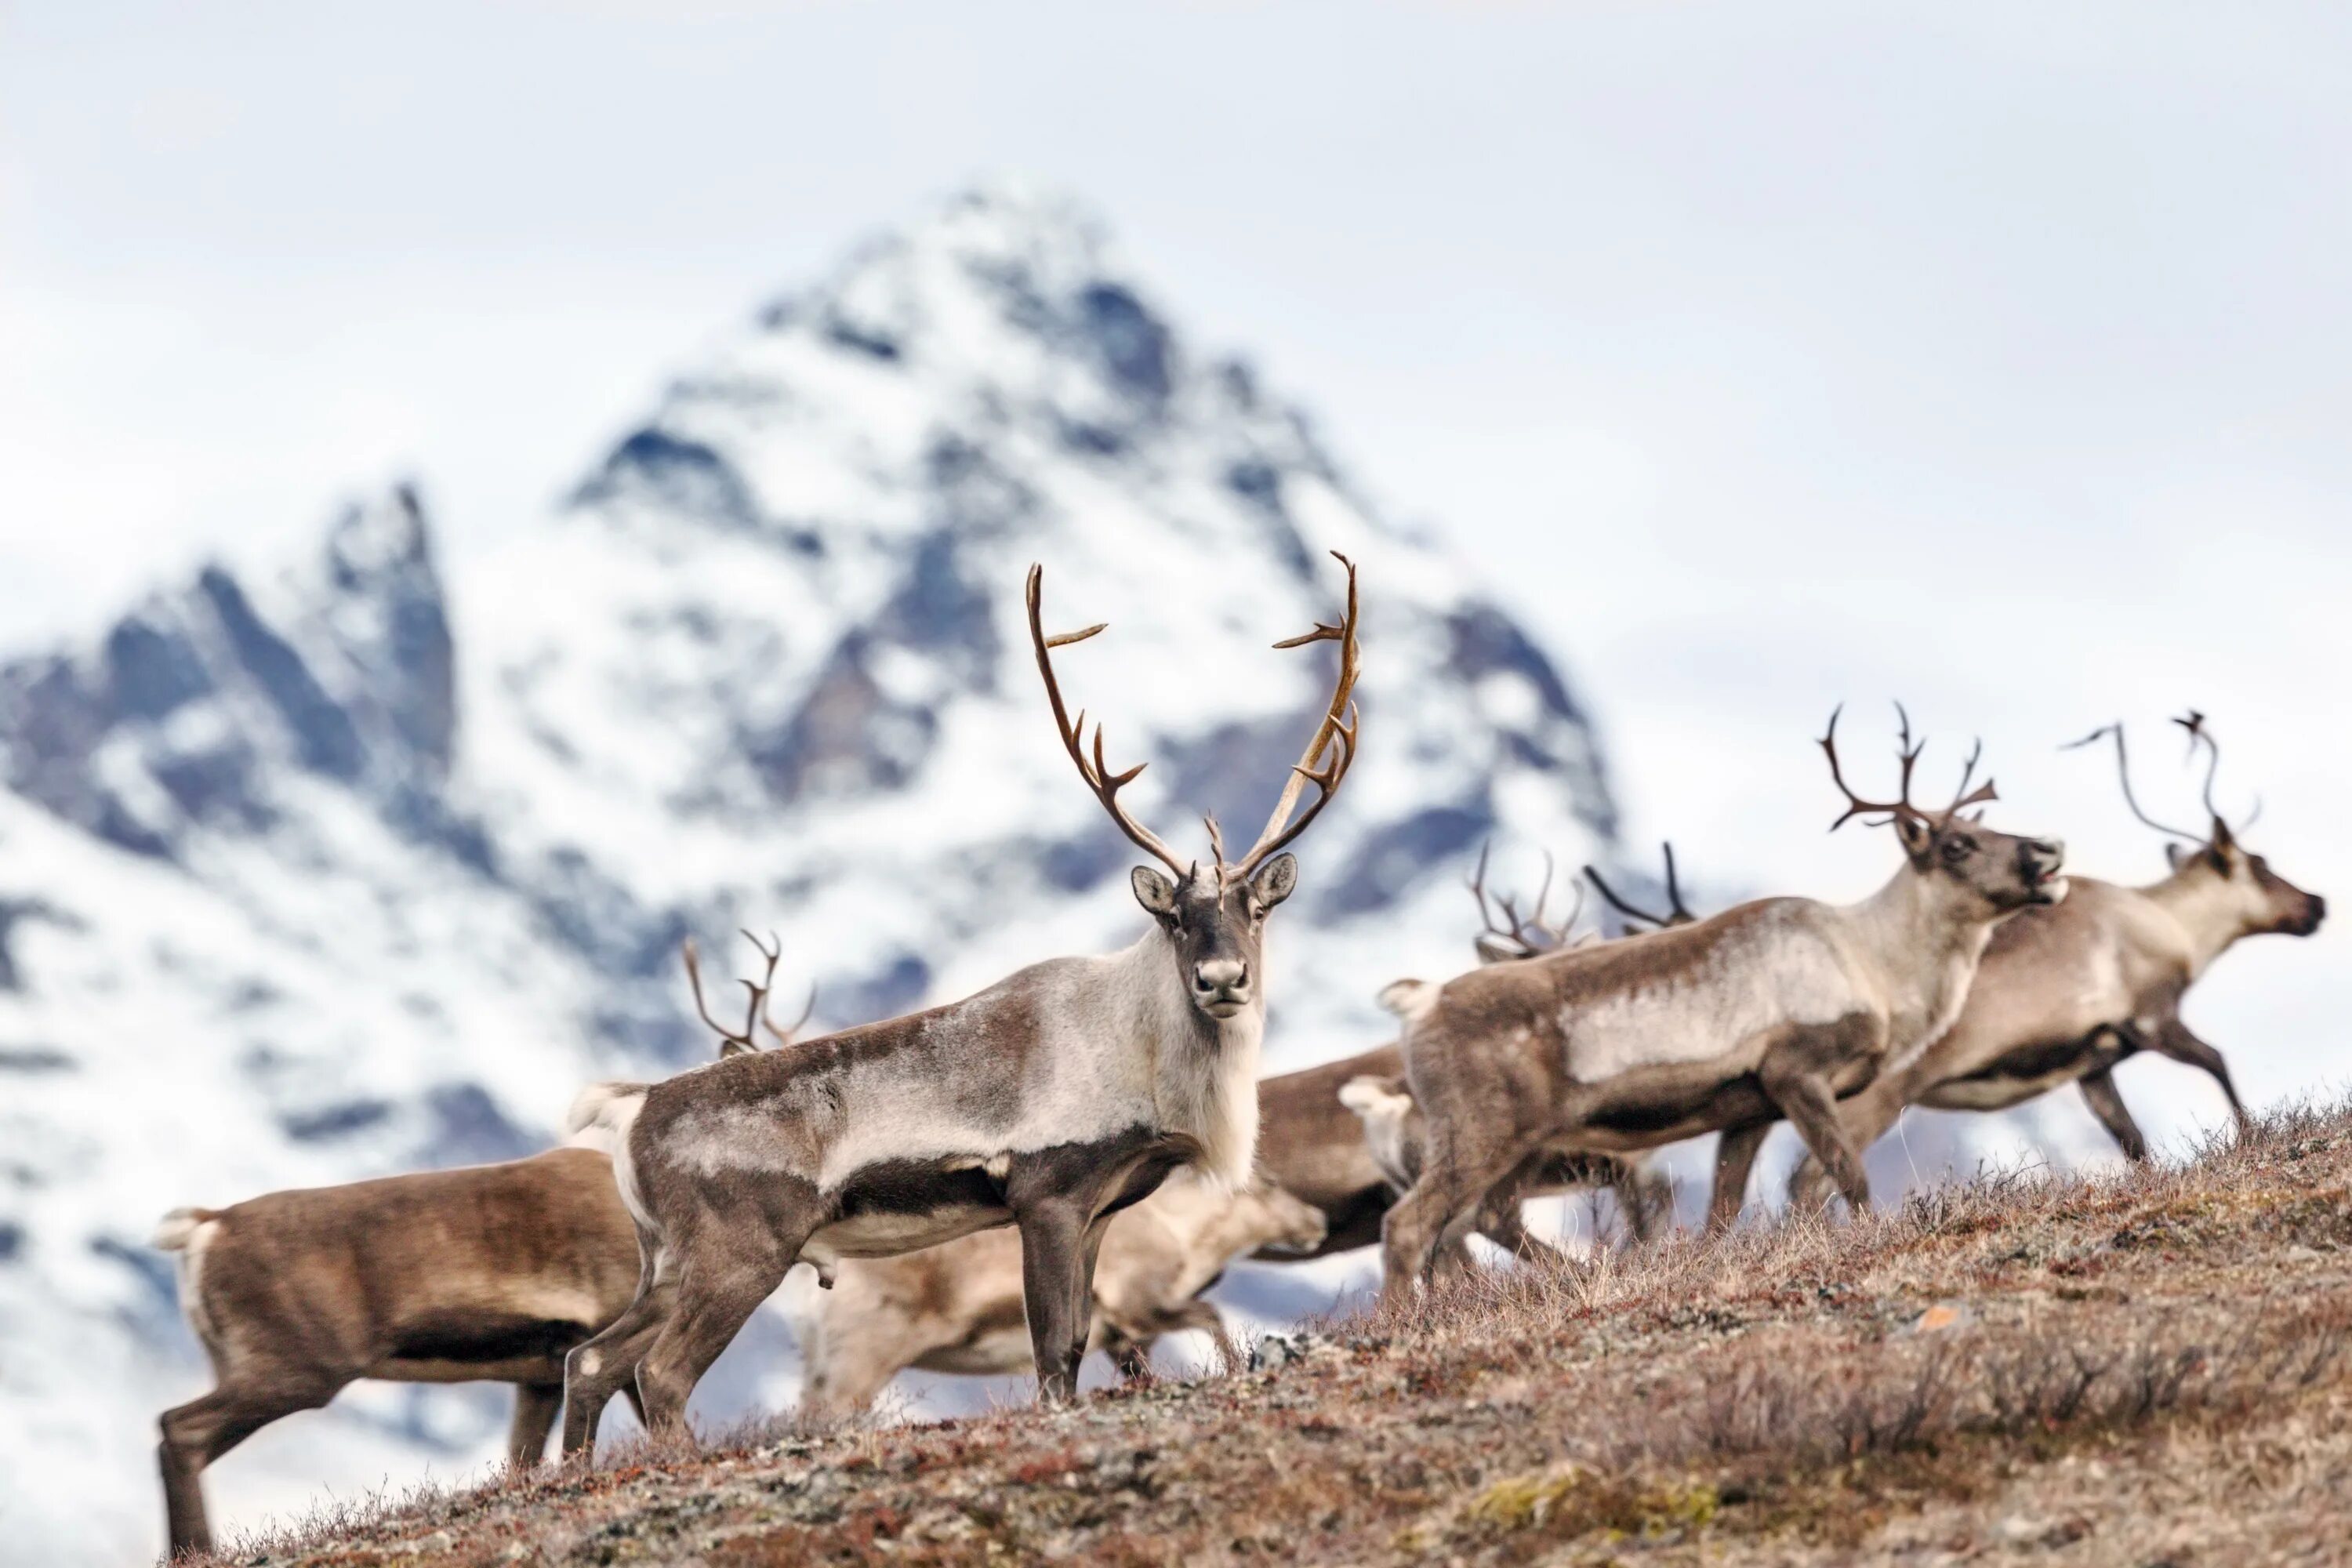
[[191, 1100, 2352, 1566]]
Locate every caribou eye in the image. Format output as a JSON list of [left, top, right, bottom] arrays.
[[1940, 837, 1973, 862]]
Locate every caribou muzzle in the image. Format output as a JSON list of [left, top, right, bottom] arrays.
[[1192, 958, 1251, 1018], [2018, 838, 2067, 905]]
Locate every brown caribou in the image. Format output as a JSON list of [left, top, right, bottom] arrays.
[[792, 1167, 1326, 1417], [1788, 713, 2324, 1207], [1250, 844, 1688, 1261], [1381, 708, 2067, 1301], [149, 939, 815, 1559], [558, 554, 1361, 1448]]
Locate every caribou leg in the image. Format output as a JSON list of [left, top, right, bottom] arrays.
[[1380, 1123, 1548, 1305], [1610, 1158, 1674, 1243], [2077, 1065, 2152, 1161], [2140, 1014, 2250, 1134], [636, 1213, 812, 1437], [506, 1381, 564, 1468], [160, 1368, 343, 1558], [1706, 1120, 1771, 1232], [561, 1274, 675, 1455], [1014, 1198, 1098, 1403]]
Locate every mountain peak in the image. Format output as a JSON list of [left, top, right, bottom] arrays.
[[0, 484, 456, 859]]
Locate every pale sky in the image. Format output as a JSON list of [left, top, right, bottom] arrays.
[[3, 0, 2347, 1146]]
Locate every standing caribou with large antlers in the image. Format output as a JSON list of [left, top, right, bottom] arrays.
[[1788, 713, 2324, 1208], [558, 555, 1360, 1447], [1380, 709, 2067, 1298]]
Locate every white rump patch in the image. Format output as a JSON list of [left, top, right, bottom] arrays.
[[150, 1207, 216, 1253], [563, 1080, 648, 1154], [153, 1209, 223, 1345]]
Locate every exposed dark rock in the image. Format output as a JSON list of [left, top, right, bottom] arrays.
[[572, 427, 763, 530], [281, 1098, 394, 1142], [1314, 803, 1494, 918], [418, 1084, 539, 1168], [199, 568, 367, 782], [1077, 283, 1173, 403]]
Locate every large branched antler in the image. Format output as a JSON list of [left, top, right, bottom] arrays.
[[2063, 721, 2201, 844], [1028, 552, 1362, 882], [683, 930, 787, 1058], [1232, 551, 1363, 877], [1584, 841, 1698, 931], [1818, 702, 1997, 833], [2172, 710, 2263, 835], [1466, 841, 1585, 959], [1025, 564, 1190, 877]]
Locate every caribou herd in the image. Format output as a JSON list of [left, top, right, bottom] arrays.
[[147, 558, 2324, 1558]]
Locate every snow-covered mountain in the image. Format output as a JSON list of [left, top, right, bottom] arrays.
[[0, 184, 1621, 1563]]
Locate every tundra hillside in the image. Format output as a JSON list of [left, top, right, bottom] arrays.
[[191, 1097, 2352, 1567]]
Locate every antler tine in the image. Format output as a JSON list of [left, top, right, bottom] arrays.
[[2063, 722, 2201, 844], [1944, 738, 1998, 820], [1544, 875, 1588, 949], [1468, 844, 1579, 956], [1235, 551, 1363, 874], [1026, 564, 1189, 876], [682, 935, 760, 1055], [2175, 709, 2260, 840], [1891, 700, 1925, 809], [1526, 850, 1558, 934], [764, 982, 818, 1047], [733, 928, 784, 1045], [1584, 862, 1668, 930], [1661, 842, 1696, 924], [1817, 704, 1913, 830], [2173, 710, 2225, 823]]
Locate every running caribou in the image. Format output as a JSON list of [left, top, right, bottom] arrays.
[[1253, 844, 1686, 1261], [1381, 708, 2068, 1299], [558, 554, 1361, 1448], [1350, 845, 1700, 1254], [1788, 713, 2323, 1207]]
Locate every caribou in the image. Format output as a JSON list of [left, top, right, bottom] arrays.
[[793, 1167, 1326, 1417], [147, 946, 817, 1559], [1381, 709, 2067, 1300], [1352, 846, 1700, 1254], [1252, 845, 1686, 1261], [1788, 714, 2324, 1207], [557, 554, 1361, 1449]]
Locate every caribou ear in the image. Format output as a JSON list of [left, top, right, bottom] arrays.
[[1131, 866, 1179, 915], [1251, 851, 1299, 909], [1472, 934, 1522, 966], [2164, 842, 2189, 872], [1893, 814, 1935, 862]]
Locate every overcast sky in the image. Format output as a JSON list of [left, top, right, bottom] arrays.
[[4, 1, 2347, 1148]]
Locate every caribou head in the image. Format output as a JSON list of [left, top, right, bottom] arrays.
[[1028, 552, 1362, 1022], [2069, 713, 2324, 939], [1820, 704, 2066, 913]]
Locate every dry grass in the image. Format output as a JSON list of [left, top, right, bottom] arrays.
[[189, 1098, 2352, 1566]]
